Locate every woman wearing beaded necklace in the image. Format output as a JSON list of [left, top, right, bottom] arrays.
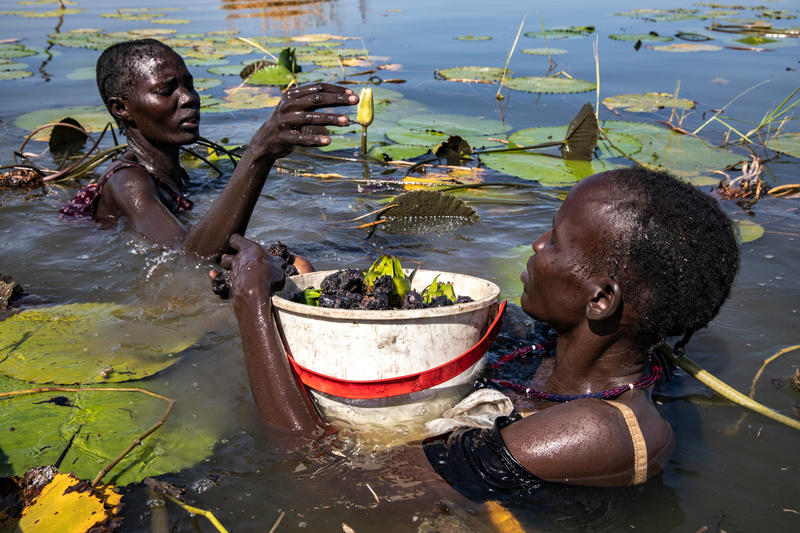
[[220, 166, 740, 493], [60, 38, 357, 263]]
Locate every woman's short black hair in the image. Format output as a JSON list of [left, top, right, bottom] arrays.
[[590, 166, 740, 354], [95, 38, 174, 129]]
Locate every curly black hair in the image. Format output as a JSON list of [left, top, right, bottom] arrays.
[[588, 166, 740, 355], [95, 38, 174, 132]]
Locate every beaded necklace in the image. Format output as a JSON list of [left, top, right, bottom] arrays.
[[484, 343, 662, 402]]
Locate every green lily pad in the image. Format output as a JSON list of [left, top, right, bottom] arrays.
[[0, 43, 40, 59], [488, 244, 531, 305], [0, 69, 32, 80], [734, 219, 765, 243], [0, 303, 200, 384], [609, 33, 674, 43], [521, 48, 567, 55], [603, 92, 696, 113], [504, 76, 596, 94], [479, 125, 641, 185], [193, 76, 222, 91], [601, 121, 743, 182], [246, 63, 294, 86], [14, 105, 112, 139], [65, 66, 96, 80], [765, 132, 800, 158], [0, 384, 218, 486], [397, 113, 508, 137], [455, 35, 492, 41], [203, 87, 281, 112], [370, 144, 432, 162], [524, 27, 595, 39], [611, 8, 706, 23], [436, 66, 508, 82], [650, 43, 722, 52]]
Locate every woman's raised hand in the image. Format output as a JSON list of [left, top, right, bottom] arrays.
[[257, 83, 358, 159]]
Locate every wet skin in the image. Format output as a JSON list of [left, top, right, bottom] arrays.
[[95, 48, 358, 261], [222, 171, 675, 488]]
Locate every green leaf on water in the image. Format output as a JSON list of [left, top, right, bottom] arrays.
[[603, 92, 696, 113], [397, 113, 508, 136], [0, 303, 200, 384], [601, 121, 743, 183], [437, 66, 508, 81], [246, 63, 294, 86], [479, 124, 641, 185], [65, 66, 96, 80], [488, 244, 531, 305], [765, 132, 800, 158], [377, 189, 480, 235], [524, 27, 595, 39], [521, 48, 567, 55], [609, 33, 674, 43], [370, 144, 432, 162], [734, 219, 765, 243], [455, 35, 492, 41], [0, 69, 32, 80], [14, 106, 112, 139], [504, 76, 596, 94], [0, 381, 219, 486]]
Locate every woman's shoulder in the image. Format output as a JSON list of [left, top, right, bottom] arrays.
[[500, 392, 673, 485]]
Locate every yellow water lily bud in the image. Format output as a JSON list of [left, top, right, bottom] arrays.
[[357, 87, 374, 127]]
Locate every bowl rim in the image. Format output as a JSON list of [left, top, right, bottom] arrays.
[[272, 269, 501, 320]]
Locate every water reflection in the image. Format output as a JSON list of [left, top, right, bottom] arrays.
[[219, 0, 343, 32]]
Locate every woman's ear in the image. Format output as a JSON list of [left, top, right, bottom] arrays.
[[586, 277, 622, 321], [108, 97, 130, 124]]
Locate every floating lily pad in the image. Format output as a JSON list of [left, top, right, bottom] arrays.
[[609, 33, 674, 43], [370, 144, 432, 162], [650, 43, 722, 52], [203, 87, 282, 112], [0, 385, 219, 486], [0, 69, 32, 80], [245, 63, 294, 86], [612, 8, 706, 23], [65, 66, 96, 80], [0, 43, 40, 59], [521, 48, 567, 55], [765, 132, 800, 158], [734, 218, 764, 243], [603, 92, 696, 113], [14, 106, 112, 139], [397, 113, 508, 137], [0, 303, 200, 384], [489, 244, 531, 304], [601, 121, 743, 182], [193, 76, 222, 91], [524, 27, 595, 39], [479, 125, 638, 186], [455, 35, 492, 41], [436, 66, 508, 81], [504, 76, 596, 94]]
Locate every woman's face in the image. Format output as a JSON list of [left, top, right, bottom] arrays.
[[121, 50, 201, 146], [520, 175, 611, 332]]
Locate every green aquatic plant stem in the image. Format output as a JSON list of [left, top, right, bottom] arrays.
[[657, 344, 800, 431], [496, 16, 526, 100]]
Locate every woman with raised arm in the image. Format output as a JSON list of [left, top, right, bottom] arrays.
[[60, 38, 357, 263]]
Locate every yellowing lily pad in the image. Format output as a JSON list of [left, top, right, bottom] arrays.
[[603, 92, 696, 113], [437, 66, 508, 81], [504, 76, 596, 94], [0, 303, 199, 384], [734, 219, 764, 243], [14, 468, 122, 533], [521, 48, 567, 55], [651, 43, 722, 52]]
